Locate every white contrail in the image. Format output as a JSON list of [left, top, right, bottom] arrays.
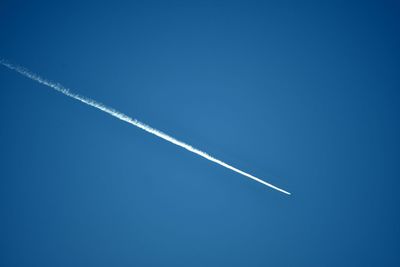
[[0, 60, 291, 195]]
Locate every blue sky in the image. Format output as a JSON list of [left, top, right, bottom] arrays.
[[0, 1, 399, 266]]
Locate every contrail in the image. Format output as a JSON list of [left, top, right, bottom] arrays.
[[0, 60, 291, 195]]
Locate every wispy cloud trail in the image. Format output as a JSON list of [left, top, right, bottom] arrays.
[[0, 60, 290, 195]]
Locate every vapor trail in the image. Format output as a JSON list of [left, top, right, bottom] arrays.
[[0, 60, 290, 195]]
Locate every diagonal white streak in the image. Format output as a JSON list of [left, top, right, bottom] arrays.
[[0, 60, 291, 195]]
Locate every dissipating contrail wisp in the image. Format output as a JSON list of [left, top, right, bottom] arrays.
[[0, 60, 291, 195]]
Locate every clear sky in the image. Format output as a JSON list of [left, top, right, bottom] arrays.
[[0, 1, 399, 266]]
